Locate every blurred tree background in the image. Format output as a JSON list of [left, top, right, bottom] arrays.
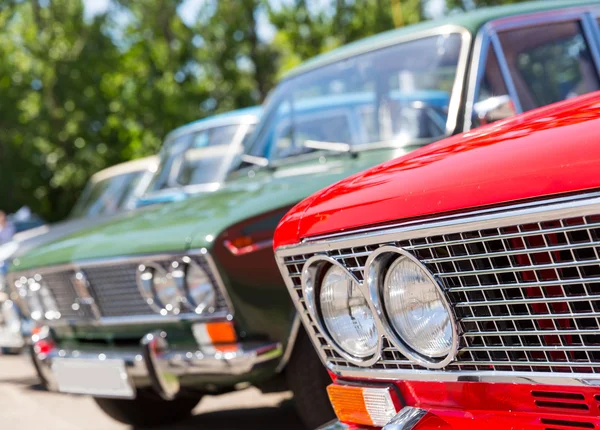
[[0, 0, 529, 222]]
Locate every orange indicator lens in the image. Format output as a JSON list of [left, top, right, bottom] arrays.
[[327, 384, 399, 427], [206, 321, 238, 352]]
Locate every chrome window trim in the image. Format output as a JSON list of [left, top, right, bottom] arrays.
[[275, 191, 600, 385], [463, 5, 600, 132], [9, 248, 234, 327]]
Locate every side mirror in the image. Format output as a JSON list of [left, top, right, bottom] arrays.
[[473, 95, 516, 126]]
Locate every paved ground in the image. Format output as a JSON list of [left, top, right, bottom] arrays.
[[0, 353, 304, 429]]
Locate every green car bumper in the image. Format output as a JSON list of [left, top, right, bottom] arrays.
[[32, 328, 282, 399]]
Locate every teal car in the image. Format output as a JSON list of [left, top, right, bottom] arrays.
[[137, 107, 261, 207], [10, 1, 600, 428]]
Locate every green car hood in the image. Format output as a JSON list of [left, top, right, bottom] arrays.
[[12, 149, 401, 272]]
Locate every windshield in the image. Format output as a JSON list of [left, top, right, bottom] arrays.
[[70, 170, 147, 219], [247, 32, 463, 159], [149, 123, 252, 191]]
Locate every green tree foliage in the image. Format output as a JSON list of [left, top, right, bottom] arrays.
[[0, 0, 520, 222]]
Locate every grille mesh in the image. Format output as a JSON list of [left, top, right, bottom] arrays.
[[282, 214, 600, 374], [18, 253, 229, 321], [83, 263, 152, 317]]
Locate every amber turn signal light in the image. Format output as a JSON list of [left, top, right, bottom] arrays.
[[206, 321, 238, 352], [327, 384, 399, 427]]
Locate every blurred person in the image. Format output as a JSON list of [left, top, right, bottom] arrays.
[[0, 211, 15, 245]]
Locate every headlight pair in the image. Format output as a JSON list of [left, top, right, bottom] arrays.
[[14, 275, 60, 321], [137, 257, 215, 315], [302, 247, 457, 369]]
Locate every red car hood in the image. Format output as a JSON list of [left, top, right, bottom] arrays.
[[274, 92, 600, 248]]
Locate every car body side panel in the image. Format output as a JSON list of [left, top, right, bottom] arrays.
[[288, 92, 600, 244]]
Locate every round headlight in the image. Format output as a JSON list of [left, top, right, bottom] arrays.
[[138, 264, 184, 314], [383, 256, 453, 358], [319, 265, 378, 358], [185, 263, 215, 313], [152, 270, 182, 313]]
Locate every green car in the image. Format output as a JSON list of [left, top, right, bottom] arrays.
[[10, 1, 600, 428]]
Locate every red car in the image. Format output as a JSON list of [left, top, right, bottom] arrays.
[[274, 91, 600, 429]]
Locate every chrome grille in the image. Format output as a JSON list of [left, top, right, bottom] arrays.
[[83, 263, 151, 317], [13, 251, 230, 322], [277, 195, 600, 377], [42, 270, 93, 319]]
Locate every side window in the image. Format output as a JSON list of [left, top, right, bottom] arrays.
[[472, 44, 514, 127], [497, 20, 600, 111]]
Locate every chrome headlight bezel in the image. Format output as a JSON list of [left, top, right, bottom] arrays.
[[365, 246, 459, 369], [181, 256, 216, 314], [301, 255, 382, 367], [137, 262, 186, 315]]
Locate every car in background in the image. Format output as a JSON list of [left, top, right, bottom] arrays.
[[9, 1, 600, 428], [0, 156, 157, 352], [8, 208, 45, 235], [274, 91, 600, 429], [136, 106, 261, 207]]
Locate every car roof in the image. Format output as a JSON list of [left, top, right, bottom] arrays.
[[90, 156, 158, 184], [284, 0, 598, 80], [164, 106, 262, 143]]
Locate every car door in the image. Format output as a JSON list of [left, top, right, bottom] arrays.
[[466, 8, 600, 130]]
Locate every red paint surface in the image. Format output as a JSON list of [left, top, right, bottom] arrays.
[[274, 91, 600, 248], [334, 379, 600, 429]]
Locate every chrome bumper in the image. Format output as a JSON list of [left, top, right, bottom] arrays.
[[33, 330, 282, 399], [317, 407, 428, 430]]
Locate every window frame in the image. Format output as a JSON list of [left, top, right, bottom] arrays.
[[464, 6, 600, 131]]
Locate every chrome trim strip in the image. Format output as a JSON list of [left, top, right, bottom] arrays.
[[382, 407, 428, 430], [275, 192, 600, 384], [298, 191, 600, 244], [446, 28, 473, 135], [337, 367, 600, 387], [462, 24, 490, 131], [280, 192, 600, 254], [9, 248, 234, 326]]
